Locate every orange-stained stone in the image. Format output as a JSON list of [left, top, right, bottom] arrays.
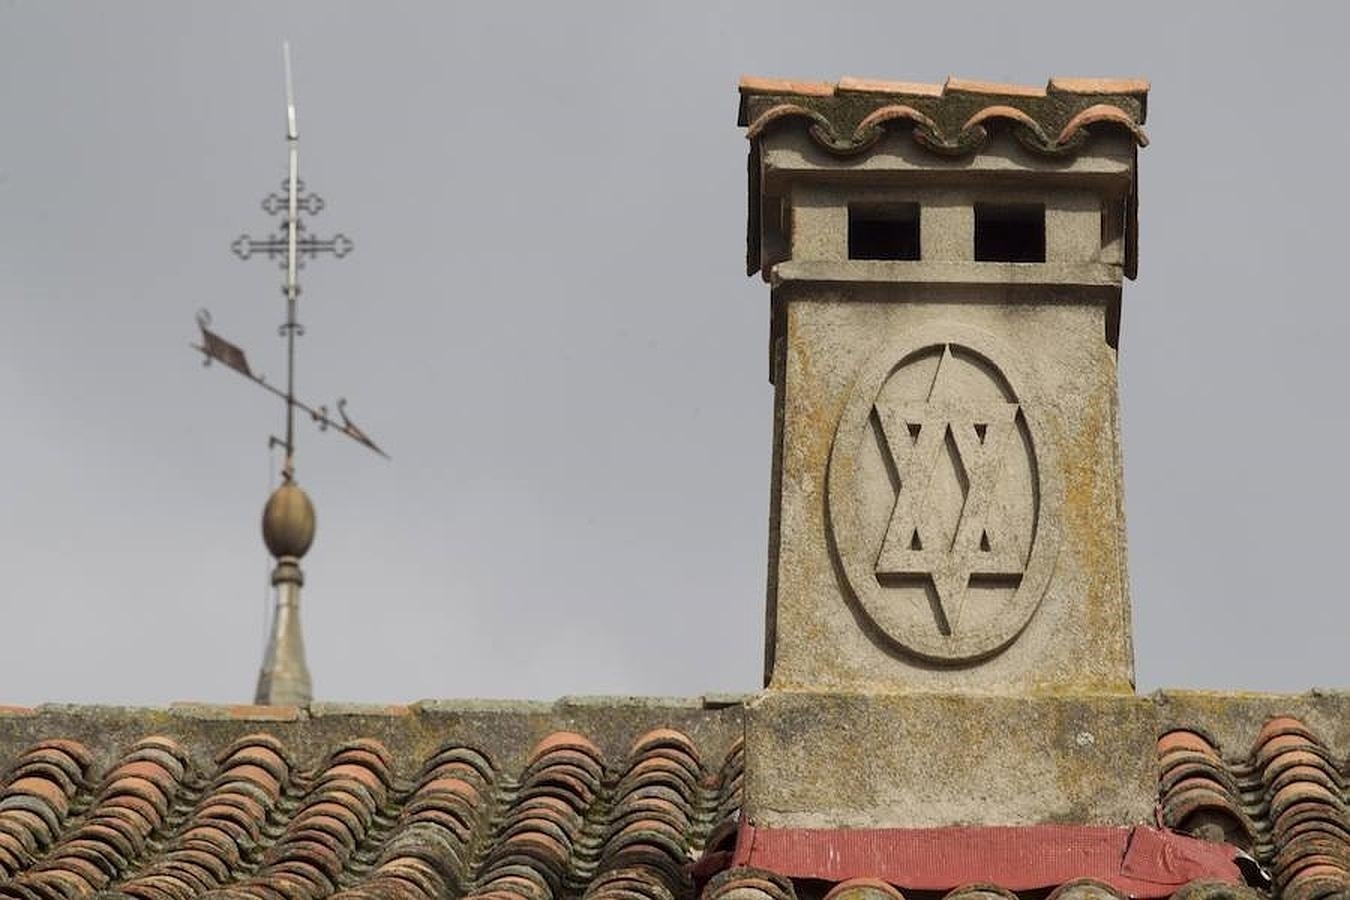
[[1049, 77, 1150, 95], [837, 77, 943, 97], [944, 77, 1046, 97], [739, 75, 835, 97]]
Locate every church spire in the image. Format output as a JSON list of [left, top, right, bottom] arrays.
[[192, 42, 386, 706], [256, 479, 315, 705]]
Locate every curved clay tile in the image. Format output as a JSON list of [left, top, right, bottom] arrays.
[[940, 885, 1018, 900], [0, 742, 96, 878], [327, 743, 496, 900], [1265, 756, 1338, 794], [701, 867, 797, 900], [1158, 756, 1244, 799], [629, 729, 698, 761], [1256, 734, 1334, 773], [0, 729, 743, 900], [466, 736, 602, 900], [1254, 717, 1320, 748], [1043, 878, 1124, 900], [1056, 104, 1148, 148], [1281, 863, 1350, 900], [472, 866, 553, 900], [0, 738, 192, 900], [745, 104, 843, 150], [216, 742, 394, 900], [4, 779, 70, 820], [593, 732, 705, 895], [1157, 730, 1218, 757], [617, 762, 697, 801], [117, 741, 188, 781], [1166, 882, 1267, 900], [961, 105, 1051, 145], [3, 747, 90, 798], [741, 78, 1146, 161], [527, 732, 602, 766], [850, 105, 940, 153], [214, 735, 290, 772], [1156, 728, 1258, 846], [1158, 717, 1349, 898], [22, 742, 94, 778], [105, 763, 180, 804], [525, 746, 604, 782], [518, 770, 599, 810], [821, 880, 906, 900], [415, 744, 494, 786], [583, 866, 679, 900]]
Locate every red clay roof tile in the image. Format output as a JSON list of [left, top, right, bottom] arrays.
[[0, 728, 741, 900], [837, 77, 944, 97], [739, 76, 835, 97], [1157, 718, 1349, 897], [1049, 77, 1149, 95], [944, 77, 1047, 98], [737, 74, 1148, 155]]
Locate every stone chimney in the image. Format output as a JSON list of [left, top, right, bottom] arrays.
[[742, 76, 1148, 696], [739, 76, 1153, 828]]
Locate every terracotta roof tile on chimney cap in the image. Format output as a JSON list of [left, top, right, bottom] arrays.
[[943, 77, 1047, 98], [1049, 77, 1151, 95], [837, 77, 944, 97], [738, 75, 835, 97], [740, 76, 1150, 102]]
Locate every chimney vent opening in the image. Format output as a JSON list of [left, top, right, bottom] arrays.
[[974, 203, 1046, 262], [848, 203, 921, 261]]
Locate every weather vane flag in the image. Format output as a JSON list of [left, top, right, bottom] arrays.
[[192, 42, 385, 707]]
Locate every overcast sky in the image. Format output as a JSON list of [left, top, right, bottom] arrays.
[[1, 2, 1345, 705]]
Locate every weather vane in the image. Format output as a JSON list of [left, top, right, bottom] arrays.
[[195, 41, 385, 472], [191, 42, 384, 708]]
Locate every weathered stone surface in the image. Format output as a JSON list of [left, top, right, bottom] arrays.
[[768, 280, 1132, 692], [758, 126, 1136, 693], [743, 689, 1350, 829], [0, 697, 742, 774]]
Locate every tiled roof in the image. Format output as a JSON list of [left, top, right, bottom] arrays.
[[0, 728, 742, 900], [1158, 717, 1349, 900], [707, 869, 1265, 900], [737, 75, 1148, 158], [2, 704, 1344, 900]]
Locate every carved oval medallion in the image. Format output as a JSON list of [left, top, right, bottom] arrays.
[[827, 324, 1060, 664]]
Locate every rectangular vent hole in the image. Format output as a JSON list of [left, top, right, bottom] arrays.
[[974, 203, 1045, 262], [848, 203, 920, 260]]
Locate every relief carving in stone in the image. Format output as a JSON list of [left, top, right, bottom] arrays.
[[827, 324, 1060, 664]]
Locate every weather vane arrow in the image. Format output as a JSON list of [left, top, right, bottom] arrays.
[[193, 311, 388, 459], [193, 40, 387, 471]]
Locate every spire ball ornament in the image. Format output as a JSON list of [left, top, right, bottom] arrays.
[[261, 481, 316, 560]]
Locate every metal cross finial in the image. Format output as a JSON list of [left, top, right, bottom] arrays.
[[230, 179, 353, 271], [195, 42, 386, 471]]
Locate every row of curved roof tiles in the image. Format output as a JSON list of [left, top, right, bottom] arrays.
[[0, 730, 742, 900], [1158, 716, 1348, 900], [739, 75, 1150, 100]]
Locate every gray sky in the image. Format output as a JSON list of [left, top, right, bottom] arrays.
[[1, 2, 1345, 705]]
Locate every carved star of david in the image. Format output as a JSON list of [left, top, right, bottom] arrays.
[[872, 346, 1024, 636]]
